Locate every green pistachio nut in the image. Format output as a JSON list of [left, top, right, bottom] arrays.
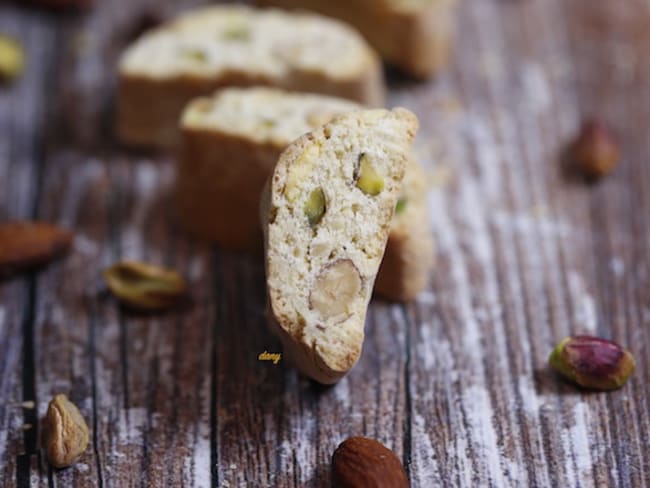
[[355, 153, 384, 196], [304, 187, 326, 227], [549, 335, 635, 390]]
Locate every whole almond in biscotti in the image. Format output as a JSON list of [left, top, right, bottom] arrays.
[[262, 108, 419, 384], [0, 221, 73, 278], [116, 5, 385, 148]]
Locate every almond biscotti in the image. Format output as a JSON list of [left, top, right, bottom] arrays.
[[176, 88, 362, 251], [256, 0, 457, 78], [116, 5, 385, 148], [262, 108, 419, 383], [374, 159, 435, 301]]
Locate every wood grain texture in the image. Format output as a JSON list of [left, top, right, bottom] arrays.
[[1, 0, 649, 486]]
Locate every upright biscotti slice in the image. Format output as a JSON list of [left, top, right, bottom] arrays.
[[375, 159, 435, 301], [177, 88, 362, 251], [256, 0, 457, 78], [117, 5, 384, 147], [263, 108, 419, 383]]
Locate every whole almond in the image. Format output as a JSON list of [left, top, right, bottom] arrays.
[[569, 119, 620, 180], [0, 221, 73, 278], [43, 394, 89, 468], [331, 437, 408, 488]]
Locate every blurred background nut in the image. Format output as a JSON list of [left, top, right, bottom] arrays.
[[549, 335, 635, 390], [331, 436, 408, 488], [0, 221, 73, 278], [0, 34, 25, 84], [103, 260, 187, 311], [43, 394, 89, 468], [568, 119, 620, 180]]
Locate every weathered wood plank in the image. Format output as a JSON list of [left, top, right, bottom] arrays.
[[1, 0, 650, 486], [0, 6, 66, 486]]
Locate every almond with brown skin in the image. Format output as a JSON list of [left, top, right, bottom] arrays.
[[331, 437, 408, 488], [569, 119, 620, 180], [0, 221, 73, 278]]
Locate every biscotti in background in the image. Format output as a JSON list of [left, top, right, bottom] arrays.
[[262, 108, 419, 384], [116, 5, 385, 148], [176, 87, 435, 302], [256, 0, 457, 78], [176, 88, 362, 251], [374, 159, 435, 301]]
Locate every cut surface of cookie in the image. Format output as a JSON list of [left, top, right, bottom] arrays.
[[263, 108, 419, 383], [176, 87, 362, 250], [117, 5, 384, 147]]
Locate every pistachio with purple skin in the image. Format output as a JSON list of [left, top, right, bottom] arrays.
[[549, 336, 635, 390]]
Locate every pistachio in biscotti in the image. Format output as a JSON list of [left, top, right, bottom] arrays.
[[180, 47, 207, 62], [309, 259, 362, 321], [304, 187, 326, 227], [395, 197, 408, 214], [355, 153, 384, 196], [285, 144, 320, 202], [222, 23, 250, 41]]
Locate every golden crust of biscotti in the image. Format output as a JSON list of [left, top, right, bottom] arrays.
[[176, 88, 363, 251], [263, 108, 419, 384], [116, 5, 385, 148], [375, 159, 435, 301], [256, 0, 457, 78]]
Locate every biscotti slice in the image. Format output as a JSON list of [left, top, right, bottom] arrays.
[[256, 0, 457, 78], [117, 5, 384, 148], [177, 87, 362, 251], [263, 108, 419, 383], [375, 159, 435, 301]]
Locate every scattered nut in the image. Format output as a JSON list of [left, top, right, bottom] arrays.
[[304, 187, 326, 227], [355, 153, 384, 196], [0, 34, 25, 84], [43, 394, 89, 469], [331, 437, 408, 488], [395, 198, 407, 214], [0, 221, 73, 279], [103, 260, 187, 311], [549, 335, 635, 390], [309, 259, 362, 321], [568, 119, 620, 180]]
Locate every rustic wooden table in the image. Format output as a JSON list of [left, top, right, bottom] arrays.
[[1, 0, 649, 486]]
